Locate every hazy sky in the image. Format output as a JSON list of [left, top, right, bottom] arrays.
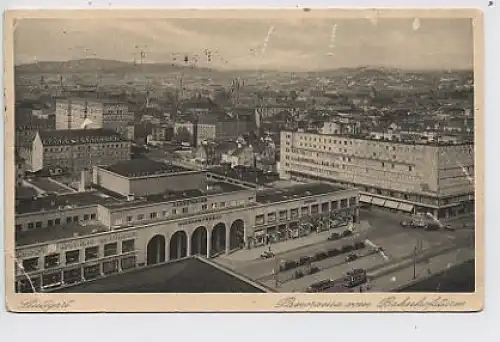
[[14, 17, 474, 71]]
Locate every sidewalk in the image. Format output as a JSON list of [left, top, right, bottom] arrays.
[[219, 220, 372, 263]]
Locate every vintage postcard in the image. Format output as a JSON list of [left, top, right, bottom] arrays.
[[4, 8, 484, 312]]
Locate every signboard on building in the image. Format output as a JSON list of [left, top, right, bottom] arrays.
[[15, 231, 138, 259]]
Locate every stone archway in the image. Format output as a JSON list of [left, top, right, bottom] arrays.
[[210, 222, 226, 257], [229, 219, 245, 251], [146, 235, 166, 265], [169, 231, 188, 260], [191, 226, 208, 256]]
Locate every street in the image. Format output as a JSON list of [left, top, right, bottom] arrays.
[[214, 208, 474, 292]]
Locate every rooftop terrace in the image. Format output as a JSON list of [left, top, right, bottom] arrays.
[[102, 181, 247, 210], [101, 159, 193, 178], [15, 192, 118, 215], [16, 221, 110, 247], [256, 182, 346, 204], [53, 256, 273, 293]]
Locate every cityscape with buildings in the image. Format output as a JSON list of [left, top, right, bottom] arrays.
[[11, 16, 476, 294]]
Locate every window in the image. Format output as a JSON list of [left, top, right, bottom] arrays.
[[102, 260, 119, 275], [172, 209, 177, 215], [255, 214, 265, 225], [44, 253, 60, 268], [104, 242, 118, 257], [84, 214, 90, 221], [73, 216, 79, 222], [331, 201, 339, 210], [127, 216, 132, 222], [409, 166, 413, 171], [47, 220, 53, 227], [311, 204, 319, 215], [349, 197, 357, 207], [122, 239, 135, 253], [279, 210, 287, 221], [321, 202, 329, 213], [137, 214, 144, 220], [55, 218, 61, 225], [267, 212, 276, 222], [150, 212, 157, 219], [83, 264, 100, 280], [35, 221, 42, 229], [381, 162, 385, 167], [66, 217, 72, 224], [85, 246, 99, 261], [391, 164, 395, 169], [42, 272, 62, 288], [162, 211, 168, 217], [301, 206, 310, 216], [15, 224, 22, 233], [219, 202, 226, 208], [182, 207, 188, 214], [290, 208, 299, 219], [22, 257, 39, 272], [121, 256, 136, 270], [340, 199, 348, 208], [63, 268, 81, 285], [27, 222, 34, 230], [65, 250, 80, 264], [90, 213, 96, 220], [202, 204, 208, 210]]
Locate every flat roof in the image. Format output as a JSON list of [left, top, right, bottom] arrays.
[[208, 166, 280, 186], [256, 182, 346, 204], [16, 221, 109, 247], [103, 181, 247, 210], [282, 129, 474, 147], [15, 191, 119, 215], [54, 256, 273, 293], [101, 159, 193, 178]]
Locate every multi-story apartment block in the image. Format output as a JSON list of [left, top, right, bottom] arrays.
[[279, 130, 474, 219], [55, 98, 134, 137], [19, 129, 131, 173]]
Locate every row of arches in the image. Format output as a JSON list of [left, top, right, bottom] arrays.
[[146, 219, 245, 265]]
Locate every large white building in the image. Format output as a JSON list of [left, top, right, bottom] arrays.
[[279, 130, 474, 219]]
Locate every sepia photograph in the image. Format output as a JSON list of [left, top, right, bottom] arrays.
[[3, 9, 483, 312]]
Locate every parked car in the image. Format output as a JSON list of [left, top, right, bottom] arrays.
[[260, 250, 275, 259], [306, 279, 334, 293], [327, 248, 340, 257], [315, 251, 329, 261], [299, 256, 312, 265], [341, 230, 353, 237], [345, 253, 358, 262], [444, 224, 456, 231], [279, 260, 298, 272], [354, 241, 366, 250], [308, 264, 321, 274], [400, 219, 410, 227], [294, 269, 305, 279], [328, 232, 341, 241]]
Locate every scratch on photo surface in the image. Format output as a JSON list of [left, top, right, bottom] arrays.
[[327, 24, 338, 56], [261, 25, 275, 55]]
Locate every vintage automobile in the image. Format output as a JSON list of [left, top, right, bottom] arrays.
[[260, 250, 275, 259], [345, 253, 358, 262]]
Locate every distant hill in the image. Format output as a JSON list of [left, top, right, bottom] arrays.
[[14, 58, 214, 75]]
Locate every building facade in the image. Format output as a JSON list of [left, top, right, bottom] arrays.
[[55, 98, 134, 137], [279, 130, 474, 219], [20, 129, 131, 173], [14, 161, 359, 292]]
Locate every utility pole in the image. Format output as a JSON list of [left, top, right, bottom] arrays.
[[412, 237, 423, 280]]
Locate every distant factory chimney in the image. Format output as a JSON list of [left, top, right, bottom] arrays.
[[79, 170, 87, 192]]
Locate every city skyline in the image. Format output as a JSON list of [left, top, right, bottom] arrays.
[[14, 17, 473, 71]]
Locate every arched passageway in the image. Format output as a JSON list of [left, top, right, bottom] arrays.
[[229, 219, 245, 251], [146, 235, 166, 265], [169, 231, 188, 260], [210, 222, 226, 256], [191, 226, 208, 256]]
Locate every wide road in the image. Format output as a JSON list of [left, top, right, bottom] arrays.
[[223, 209, 473, 288]]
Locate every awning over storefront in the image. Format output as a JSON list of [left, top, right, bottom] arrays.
[[372, 198, 386, 206], [398, 203, 415, 213], [359, 195, 373, 203], [384, 200, 399, 209]]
